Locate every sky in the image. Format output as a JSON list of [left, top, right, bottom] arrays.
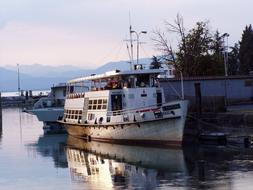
[[0, 0, 252, 69]]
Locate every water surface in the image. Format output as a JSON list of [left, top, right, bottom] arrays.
[[1, 108, 253, 189]]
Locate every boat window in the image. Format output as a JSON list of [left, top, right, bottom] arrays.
[[129, 77, 135, 88], [136, 74, 150, 87], [157, 92, 162, 107], [70, 86, 74, 93], [111, 94, 122, 111], [128, 94, 134, 99], [87, 98, 108, 110], [88, 113, 95, 120]]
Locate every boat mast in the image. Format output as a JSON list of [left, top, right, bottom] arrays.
[[129, 24, 134, 70], [126, 44, 132, 69]]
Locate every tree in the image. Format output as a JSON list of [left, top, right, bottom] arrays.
[[228, 43, 240, 75], [239, 25, 253, 74], [150, 56, 162, 69], [153, 14, 225, 77], [176, 21, 214, 76], [209, 31, 226, 76]]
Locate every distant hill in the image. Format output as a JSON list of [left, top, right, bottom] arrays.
[[5, 64, 92, 78], [0, 58, 152, 91]]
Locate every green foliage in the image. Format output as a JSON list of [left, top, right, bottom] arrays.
[[153, 15, 253, 76], [175, 21, 225, 76], [150, 56, 162, 69], [239, 25, 253, 74], [228, 43, 240, 75]]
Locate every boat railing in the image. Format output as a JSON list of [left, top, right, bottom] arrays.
[[106, 104, 161, 117], [66, 93, 85, 99]]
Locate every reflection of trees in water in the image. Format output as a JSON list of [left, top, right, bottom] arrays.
[[0, 100, 2, 145], [27, 134, 68, 168], [0, 122, 2, 146], [184, 145, 253, 189]]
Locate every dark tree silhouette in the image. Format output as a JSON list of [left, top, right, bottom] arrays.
[[150, 56, 162, 69], [239, 25, 253, 74]]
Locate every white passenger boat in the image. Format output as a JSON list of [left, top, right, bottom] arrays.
[[60, 67, 188, 146], [28, 83, 66, 133]]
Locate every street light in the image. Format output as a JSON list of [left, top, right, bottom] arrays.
[[221, 33, 229, 109], [17, 63, 21, 96], [130, 30, 147, 65], [221, 33, 229, 76]]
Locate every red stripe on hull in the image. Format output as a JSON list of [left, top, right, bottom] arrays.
[[69, 134, 182, 148]]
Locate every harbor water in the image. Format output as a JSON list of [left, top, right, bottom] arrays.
[[2, 108, 253, 189]]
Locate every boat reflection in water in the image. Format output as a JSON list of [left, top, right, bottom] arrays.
[[66, 136, 187, 189], [26, 134, 68, 168]]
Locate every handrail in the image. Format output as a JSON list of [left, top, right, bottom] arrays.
[[106, 103, 164, 116], [106, 99, 183, 116]]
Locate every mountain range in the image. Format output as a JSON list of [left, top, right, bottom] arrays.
[[0, 58, 152, 91]]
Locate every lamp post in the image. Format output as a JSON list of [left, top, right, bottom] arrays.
[[17, 63, 21, 96], [221, 33, 229, 76], [221, 33, 229, 108], [130, 30, 147, 65]]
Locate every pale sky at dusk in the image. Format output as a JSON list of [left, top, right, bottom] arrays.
[[0, 0, 252, 68]]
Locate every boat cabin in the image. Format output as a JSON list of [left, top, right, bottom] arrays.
[[64, 69, 166, 124]]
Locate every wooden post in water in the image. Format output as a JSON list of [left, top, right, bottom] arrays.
[[194, 83, 202, 116], [194, 83, 202, 133], [0, 92, 2, 133]]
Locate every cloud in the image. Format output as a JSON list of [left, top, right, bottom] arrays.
[[0, 0, 252, 67]]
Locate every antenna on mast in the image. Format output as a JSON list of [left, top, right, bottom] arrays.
[[129, 12, 134, 70], [126, 44, 132, 69]]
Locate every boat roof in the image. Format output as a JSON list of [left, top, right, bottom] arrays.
[[68, 69, 163, 84], [51, 83, 67, 89]]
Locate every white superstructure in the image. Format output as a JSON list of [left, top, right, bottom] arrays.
[[28, 83, 66, 133]]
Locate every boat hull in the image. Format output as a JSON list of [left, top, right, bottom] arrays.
[[28, 107, 64, 122], [64, 115, 186, 146]]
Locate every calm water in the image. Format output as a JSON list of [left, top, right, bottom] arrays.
[[1, 108, 253, 189]]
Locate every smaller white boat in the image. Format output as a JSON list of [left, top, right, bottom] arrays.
[[27, 83, 66, 133]]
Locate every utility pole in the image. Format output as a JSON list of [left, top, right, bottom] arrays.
[[0, 92, 2, 132], [17, 63, 21, 96], [221, 33, 229, 109]]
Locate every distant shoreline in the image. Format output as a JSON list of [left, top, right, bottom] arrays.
[[1, 90, 50, 97]]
